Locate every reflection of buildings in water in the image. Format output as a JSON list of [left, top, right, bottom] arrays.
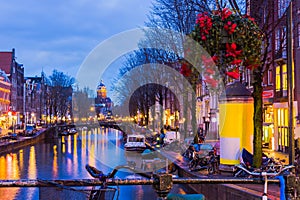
[[0, 152, 21, 199]]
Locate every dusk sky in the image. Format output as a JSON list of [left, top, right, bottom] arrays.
[[0, 0, 152, 81]]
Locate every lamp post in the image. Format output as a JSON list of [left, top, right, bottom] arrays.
[[31, 113, 35, 124], [203, 115, 210, 136]]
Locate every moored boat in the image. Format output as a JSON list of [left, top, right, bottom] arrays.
[[124, 134, 146, 151]]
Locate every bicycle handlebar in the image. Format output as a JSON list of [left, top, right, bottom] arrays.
[[235, 164, 295, 177]]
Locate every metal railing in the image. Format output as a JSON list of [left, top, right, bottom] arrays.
[[0, 164, 299, 200]]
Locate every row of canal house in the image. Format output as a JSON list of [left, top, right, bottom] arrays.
[[164, 1, 300, 152], [247, 0, 300, 152], [0, 48, 69, 130]]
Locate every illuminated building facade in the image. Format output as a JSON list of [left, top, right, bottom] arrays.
[[248, 0, 300, 151]]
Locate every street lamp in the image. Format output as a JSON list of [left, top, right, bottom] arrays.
[[31, 113, 35, 124], [203, 115, 210, 135]]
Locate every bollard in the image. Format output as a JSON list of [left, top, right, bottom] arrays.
[[284, 174, 296, 200], [152, 173, 173, 200]]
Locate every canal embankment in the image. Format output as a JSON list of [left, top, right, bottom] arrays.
[[0, 127, 56, 155]]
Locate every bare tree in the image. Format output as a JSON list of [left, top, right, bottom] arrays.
[[45, 70, 75, 123], [73, 88, 92, 122]]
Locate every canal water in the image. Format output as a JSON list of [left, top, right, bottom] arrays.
[[0, 128, 190, 200]]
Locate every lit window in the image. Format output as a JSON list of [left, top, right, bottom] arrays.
[[282, 64, 287, 91], [276, 66, 280, 91]]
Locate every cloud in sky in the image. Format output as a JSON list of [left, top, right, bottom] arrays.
[[0, 0, 152, 78]]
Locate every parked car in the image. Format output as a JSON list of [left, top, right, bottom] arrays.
[[23, 124, 37, 136]]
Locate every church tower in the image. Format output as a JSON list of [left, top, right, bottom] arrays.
[[97, 80, 107, 98]]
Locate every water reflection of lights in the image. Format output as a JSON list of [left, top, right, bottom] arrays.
[[67, 135, 71, 154], [28, 146, 37, 179], [116, 131, 119, 152], [73, 134, 78, 175], [52, 145, 58, 178], [136, 185, 144, 199], [19, 149, 24, 171], [0, 156, 5, 178], [62, 136, 66, 153], [0, 153, 20, 199], [6, 153, 12, 162], [27, 146, 37, 200]]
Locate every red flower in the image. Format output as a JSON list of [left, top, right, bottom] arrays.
[[225, 67, 240, 79], [243, 14, 256, 23], [204, 75, 218, 87], [244, 59, 260, 70], [205, 68, 215, 75], [221, 8, 232, 20], [228, 23, 237, 34], [201, 55, 214, 66], [196, 13, 213, 40], [231, 59, 242, 65], [202, 55, 219, 67], [212, 55, 219, 62], [226, 43, 242, 58], [180, 63, 192, 77], [245, 63, 259, 70]]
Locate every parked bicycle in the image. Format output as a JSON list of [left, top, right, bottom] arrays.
[[233, 148, 288, 177], [187, 144, 219, 174]]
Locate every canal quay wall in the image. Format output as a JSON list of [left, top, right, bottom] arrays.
[[0, 127, 55, 155]]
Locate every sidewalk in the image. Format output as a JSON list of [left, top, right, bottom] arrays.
[[161, 147, 296, 199], [263, 148, 289, 165]]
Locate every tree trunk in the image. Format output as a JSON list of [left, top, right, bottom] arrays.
[[183, 88, 188, 139], [191, 88, 198, 144], [151, 105, 155, 132], [252, 69, 263, 168], [159, 90, 164, 130]]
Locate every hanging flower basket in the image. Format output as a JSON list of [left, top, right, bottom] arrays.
[[182, 8, 263, 87]]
